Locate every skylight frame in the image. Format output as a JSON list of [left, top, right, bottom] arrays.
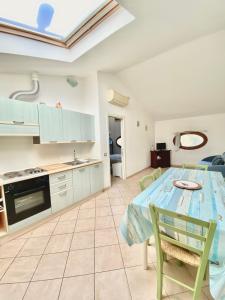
[[0, 0, 120, 49]]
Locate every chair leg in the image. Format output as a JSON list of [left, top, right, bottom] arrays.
[[193, 266, 205, 300], [157, 258, 163, 300], [203, 263, 208, 281]]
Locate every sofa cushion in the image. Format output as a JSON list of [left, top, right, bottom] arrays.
[[212, 155, 225, 166]]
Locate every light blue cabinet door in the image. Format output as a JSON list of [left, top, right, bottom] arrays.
[[38, 104, 63, 143], [0, 98, 38, 124], [0, 98, 39, 135], [80, 113, 95, 141], [62, 109, 81, 142], [90, 163, 104, 194], [73, 167, 91, 203]]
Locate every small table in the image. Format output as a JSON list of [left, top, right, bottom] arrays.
[[150, 150, 171, 168], [120, 168, 225, 299]]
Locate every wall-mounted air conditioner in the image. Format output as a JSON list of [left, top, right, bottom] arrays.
[[107, 89, 129, 107]]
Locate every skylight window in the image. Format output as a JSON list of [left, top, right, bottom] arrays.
[[0, 0, 119, 48]]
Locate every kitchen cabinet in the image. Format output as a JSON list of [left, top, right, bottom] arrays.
[[38, 104, 63, 143], [0, 97, 39, 136], [80, 113, 95, 141], [50, 170, 73, 213], [73, 166, 91, 202], [73, 162, 103, 203], [90, 163, 104, 194], [62, 109, 81, 142]]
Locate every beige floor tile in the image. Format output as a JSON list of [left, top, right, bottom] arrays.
[[53, 220, 76, 235], [1, 256, 40, 283], [95, 216, 115, 229], [0, 258, 14, 279], [64, 249, 94, 277], [80, 199, 95, 209], [59, 208, 79, 221], [0, 239, 27, 258], [109, 197, 125, 206], [165, 291, 208, 299], [44, 234, 72, 254], [32, 252, 67, 281], [95, 269, 131, 300], [95, 228, 118, 247], [95, 245, 123, 272], [95, 192, 108, 201], [18, 236, 50, 257], [24, 279, 62, 300], [111, 205, 126, 215], [96, 207, 112, 217], [113, 214, 123, 227], [126, 265, 167, 300], [59, 275, 94, 300], [160, 260, 195, 296], [78, 208, 95, 219], [120, 244, 143, 267], [31, 222, 57, 237], [71, 231, 94, 250], [75, 218, 95, 232], [0, 282, 28, 300], [95, 198, 110, 207]]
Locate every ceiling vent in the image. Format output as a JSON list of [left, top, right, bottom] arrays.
[[107, 89, 129, 107]]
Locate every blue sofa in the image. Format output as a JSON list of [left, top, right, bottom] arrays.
[[200, 154, 225, 177]]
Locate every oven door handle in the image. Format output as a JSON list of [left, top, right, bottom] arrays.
[[14, 186, 46, 198]]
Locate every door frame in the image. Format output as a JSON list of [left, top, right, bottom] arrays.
[[107, 113, 127, 181]]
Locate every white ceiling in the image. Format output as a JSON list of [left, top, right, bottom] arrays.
[[1, 0, 225, 119]]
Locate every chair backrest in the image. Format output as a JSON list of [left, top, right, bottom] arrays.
[[139, 174, 155, 191], [139, 168, 162, 191], [150, 204, 216, 270], [183, 164, 208, 171]]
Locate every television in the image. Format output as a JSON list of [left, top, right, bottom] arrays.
[[156, 143, 166, 150]]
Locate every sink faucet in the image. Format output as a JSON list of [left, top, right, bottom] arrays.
[[74, 149, 76, 162]]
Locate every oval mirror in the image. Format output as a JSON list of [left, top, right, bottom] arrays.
[[173, 131, 208, 150]]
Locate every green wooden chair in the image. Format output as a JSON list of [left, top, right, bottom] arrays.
[[182, 164, 208, 171], [139, 168, 162, 192], [149, 204, 217, 300]]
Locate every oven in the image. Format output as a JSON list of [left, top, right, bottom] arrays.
[[4, 175, 51, 225]]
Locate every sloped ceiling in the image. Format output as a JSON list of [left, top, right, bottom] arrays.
[[1, 0, 225, 76]]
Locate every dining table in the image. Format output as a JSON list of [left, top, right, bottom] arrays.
[[120, 167, 225, 300]]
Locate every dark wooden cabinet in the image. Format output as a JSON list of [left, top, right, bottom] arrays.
[[151, 150, 171, 168]]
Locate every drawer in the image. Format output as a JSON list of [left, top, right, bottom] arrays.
[[50, 170, 72, 185], [50, 179, 72, 195], [51, 188, 73, 214]]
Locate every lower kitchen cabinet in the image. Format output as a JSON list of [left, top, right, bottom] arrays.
[[73, 163, 103, 203], [90, 163, 104, 194], [49, 170, 74, 213], [51, 188, 73, 214], [73, 167, 91, 203]]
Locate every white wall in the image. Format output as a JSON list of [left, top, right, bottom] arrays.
[[97, 72, 155, 188], [0, 73, 99, 173], [155, 113, 225, 165]]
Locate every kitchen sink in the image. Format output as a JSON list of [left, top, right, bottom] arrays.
[[65, 159, 89, 166]]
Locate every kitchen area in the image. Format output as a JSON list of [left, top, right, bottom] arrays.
[[0, 73, 104, 237]]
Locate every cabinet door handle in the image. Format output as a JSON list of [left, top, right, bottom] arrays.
[[59, 191, 67, 197], [57, 175, 66, 180], [59, 184, 67, 190], [13, 121, 24, 125]]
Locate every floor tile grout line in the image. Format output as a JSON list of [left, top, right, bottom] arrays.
[[21, 217, 60, 300], [57, 202, 81, 300]]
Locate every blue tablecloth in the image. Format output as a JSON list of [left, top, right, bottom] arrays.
[[120, 167, 225, 299]]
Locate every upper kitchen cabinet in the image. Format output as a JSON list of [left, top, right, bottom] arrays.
[[37, 104, 63, 144], [62, 109, 81, 142], [0, 97, 39, 136], [80, 113, 95, 142]]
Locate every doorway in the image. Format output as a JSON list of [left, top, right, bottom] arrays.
[[108, 115, 126, 185]]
